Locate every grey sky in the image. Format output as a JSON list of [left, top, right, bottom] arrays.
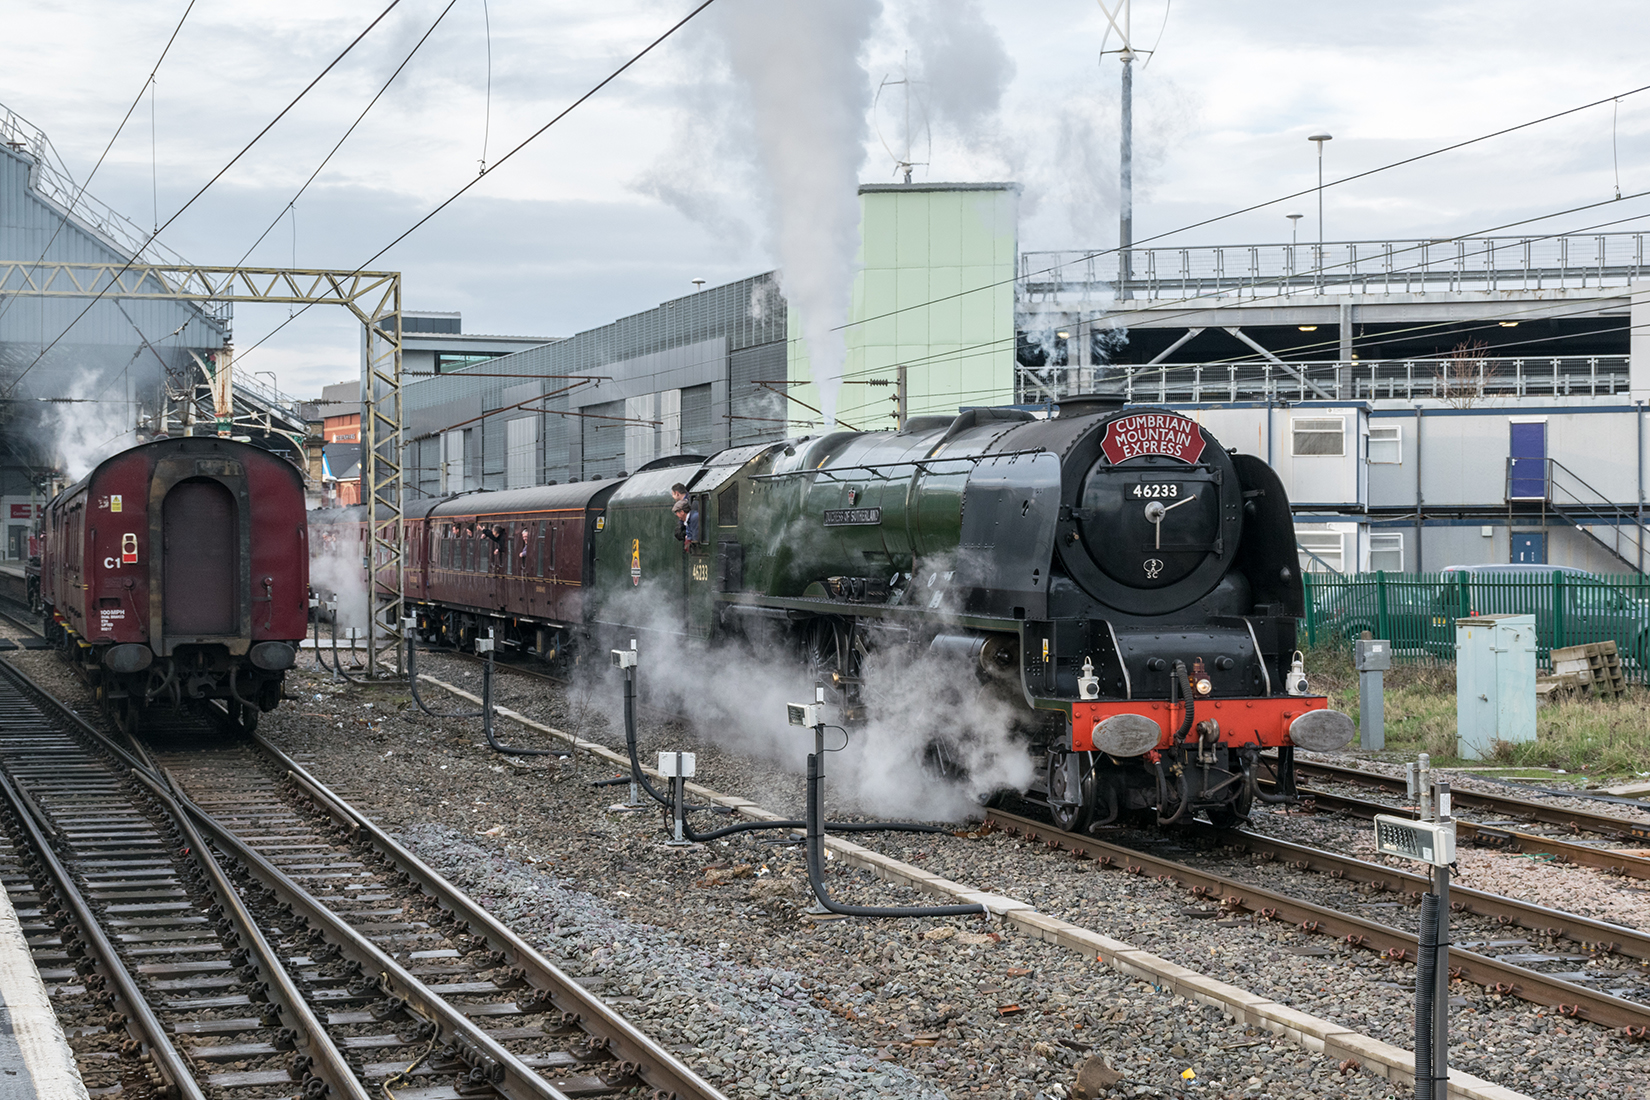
[[6, 0, 1648, 398]]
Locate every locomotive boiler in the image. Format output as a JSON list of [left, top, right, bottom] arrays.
[[41, 437, 310, 733]]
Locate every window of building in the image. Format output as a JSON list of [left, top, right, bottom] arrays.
[[434, 351, 504, 374], [1291, 416, 1346, 457], [1369, 533, 1404, 572], [1296, 530, 1344, 574], [1368, 424, 1402, 464], [506, 418, 537, 489]]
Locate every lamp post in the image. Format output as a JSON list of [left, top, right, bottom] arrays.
[[1308, 132, 1333, 286], [1286, 212, 1303, 279]]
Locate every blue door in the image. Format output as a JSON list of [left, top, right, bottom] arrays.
[[1508, 422, 1547, 500], [1512, 531, 1546, 564]]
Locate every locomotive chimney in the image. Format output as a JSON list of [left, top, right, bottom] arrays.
[[1055, 391, 1126, 418]]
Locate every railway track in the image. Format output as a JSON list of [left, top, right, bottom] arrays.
[[1294, 759, 1650, 841], [0, 656, 725, 1100], [1274, 760, 1650, 882], [983, 805, 1650, 1033]]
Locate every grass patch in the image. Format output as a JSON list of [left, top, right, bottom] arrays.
[[1301, 641, 1650, 778]]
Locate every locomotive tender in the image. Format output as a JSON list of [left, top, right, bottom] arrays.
[[42, 437, 309, 733], [334, 395, 1352, 826]]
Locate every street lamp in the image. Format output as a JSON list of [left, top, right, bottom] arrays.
[[1286, 212, 1303, 278], [1308, 132, 1333, 278]]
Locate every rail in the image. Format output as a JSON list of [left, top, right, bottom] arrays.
[[985, 807, 1650, 1030], [0, 655, 725, 1100], [1022, 232, 1650, 302]]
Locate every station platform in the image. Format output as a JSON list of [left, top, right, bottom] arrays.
[[0, 562, 28, 610], [0, 876, 88, 1100]]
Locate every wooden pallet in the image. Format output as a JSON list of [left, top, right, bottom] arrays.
[[1551, 641, 1628, 699]]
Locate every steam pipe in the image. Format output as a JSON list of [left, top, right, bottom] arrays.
[[405, 624, 482, 719], [802, 729, 988, 919], [1154, 757, 1191, 826], [1170, 660, 1194, 741], [327, 607, 403, 687], [477, 645, 560, 758], [143, 657, 177, 703], [226, 666, 260, 712], [404, 624, 559, 756], [1415, 891, 1440, 1100], [311, 600, 329, 670]]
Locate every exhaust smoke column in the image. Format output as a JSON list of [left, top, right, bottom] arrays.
[[714, 0, 880, 426]]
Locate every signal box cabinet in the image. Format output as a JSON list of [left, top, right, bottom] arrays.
[[1455, 614, 1536, 760]]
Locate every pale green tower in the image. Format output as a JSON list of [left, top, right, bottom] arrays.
[[787, 182, 1021, 431]]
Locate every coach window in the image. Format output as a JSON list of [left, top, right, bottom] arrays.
[[535, 521, 547, 576], [510, 524, 525, 576]]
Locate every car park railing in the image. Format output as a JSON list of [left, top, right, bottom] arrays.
[[1302, 570, 1650, 681], [1021, 232, 1650, 302]]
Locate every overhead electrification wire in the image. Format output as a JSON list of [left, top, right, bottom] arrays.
[[0, 0, 196, 332], [233, 0, 463, 268], [479, 0, 493, 174], [230, 0, 719, 367], [3, 0, 406, 396]]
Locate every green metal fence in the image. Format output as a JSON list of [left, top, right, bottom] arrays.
[[1302, 571, 1650, 680]]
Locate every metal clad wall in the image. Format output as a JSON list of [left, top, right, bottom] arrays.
[[730, 342, 786, 445], [582, 399, 625, 479], [681, 383, 712, 454], [402, 272, 786, 490], [0, 145, 228, 383], [482, 415, 506, 489]]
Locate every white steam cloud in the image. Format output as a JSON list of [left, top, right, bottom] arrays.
[[713, 0, 880, 426], [48, 371, 140, 481], [593, 558, 1033, 821], [309, 522, 369, 632]]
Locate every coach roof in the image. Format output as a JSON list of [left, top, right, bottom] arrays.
[[426, 480, 620, 518]]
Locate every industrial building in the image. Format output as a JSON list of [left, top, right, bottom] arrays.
[[401, 274, 786, 496]]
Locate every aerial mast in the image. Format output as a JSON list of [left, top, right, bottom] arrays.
[[1097, 0, 1149, 299]]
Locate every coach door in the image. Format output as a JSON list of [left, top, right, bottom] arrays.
[[163, 478, 238, 637]]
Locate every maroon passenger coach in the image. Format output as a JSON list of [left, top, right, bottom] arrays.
[[41, 437, 310, 733]]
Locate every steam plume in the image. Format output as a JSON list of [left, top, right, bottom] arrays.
[[712, 0, 880, 425]]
